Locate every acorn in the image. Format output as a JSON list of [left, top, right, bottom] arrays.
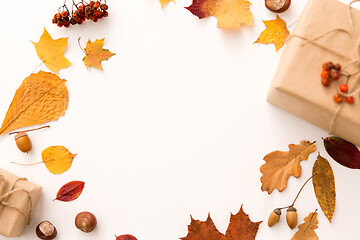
[[267, 208, 281, 227], [14, 132, 32, 153], [265, 0, 291, 13], [36, 221, 57, 240], [75, 211, 97, 233], [286, 206, 298, 229]]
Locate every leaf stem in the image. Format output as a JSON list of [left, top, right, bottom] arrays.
[[78, 37, 86, 54], [304, 209, 318, 232], [9, 125, 50, 135], [11, 161, 43, 166]]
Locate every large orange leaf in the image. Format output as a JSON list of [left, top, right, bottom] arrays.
[[160, 0, 175, 8], [0, 71, 69, 135], [181, 205, 261, 240], [82, 38, 115, 70], [186, 0, 253, 30], [32, 28, 72, 74], [260, 140, 316, 194], [254, 15, 290, 51]]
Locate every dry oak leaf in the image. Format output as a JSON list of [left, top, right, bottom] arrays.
[[260, 140, 316, 194], [254, 15, 290, 51], [181, 205, 262, 240], [291, 212, 319, 240], [160, 0, 175, 8], [82, 38, 115, 70], [0, 71, 69, 135], [42, 146, 77, 174], [32, 28, 72, 74], [312, 154, 336, 223], [185, 0, 253, 30]]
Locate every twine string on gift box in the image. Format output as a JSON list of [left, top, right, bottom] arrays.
[[0, 175, 33, 225], [288, 0, 360, 134]]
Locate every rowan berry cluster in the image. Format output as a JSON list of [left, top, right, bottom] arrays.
[[321, 61, 354, 104], [52, 1, 109, 27]]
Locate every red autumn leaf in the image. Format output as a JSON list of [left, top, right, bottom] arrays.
[[181, 205, 262, 240], [116, 235, 137, 240], [55, 181, 85, 202]]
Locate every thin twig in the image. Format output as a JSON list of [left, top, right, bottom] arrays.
[[9, 125, 50, 135]]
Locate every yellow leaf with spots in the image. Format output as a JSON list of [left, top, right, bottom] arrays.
[[0, 71, 69, 135], [42, 146, 77, 174], [160, 0, 175, 8], [186, 0, 253, 30], [82, 38, 115, 70], [32, 28, 72, 74], [255, 15, 290, 51], [260, 140, 316, 194]]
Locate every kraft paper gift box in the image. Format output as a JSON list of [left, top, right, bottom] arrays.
[[267, 0, 360, 145], [0, 168, 42, 238]]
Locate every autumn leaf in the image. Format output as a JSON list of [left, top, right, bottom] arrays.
[[116, 235, 137, 240], [181, 205, 261, 240], [291, 212, 319, 240], [0, 71, 69, 135], [185, 0, 253, 30], [42, 146, 77, 174], [160, 0, 175, 8], [55, 181, 85, 202], [254, 15, 290, 51], [312, 154, 335, 223], [260, 140, 316, 194], [32, 28, 72, 74], [82, 38, 115, 70]]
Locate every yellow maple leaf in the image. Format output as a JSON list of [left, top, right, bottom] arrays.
[[255, 15, 290, 51], [32, 28, 72, 74], [186, 0, 253, 30], [82, 38, 115, 70], [0, 71, 69, 135], [160, 0, 175, 8], [42, 146, 77, 174]]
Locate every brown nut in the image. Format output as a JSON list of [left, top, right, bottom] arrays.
[[14, 132, 32, 152], [265, 0, 291, 13], [75, 211, 97, 233], [267, 208, 281, 227], [116, 235, 138, 240], [36, 221, 57, 240], [286, 206, 298, 230]]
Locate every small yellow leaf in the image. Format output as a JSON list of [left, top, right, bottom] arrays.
[[160, 0, 175, 8], [42, 146, 77, 174], [32, 28, 72, 74], [291, 212, 319, 240], [312, 154, 336, 223], [0, 71, 69, 135], [82, 38, 115, 70], [254, 15, 290, 51]]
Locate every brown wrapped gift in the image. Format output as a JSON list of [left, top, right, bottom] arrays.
[[267, 0, 360, 145], [0, 168, 41, 238]]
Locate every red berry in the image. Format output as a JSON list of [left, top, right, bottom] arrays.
[[52, 18, 57, 24], [330, 69, 340, 80], [61, 11, 69, 18], [94, 1, 100, 9], [78, 4, 85, 13], [326, 61, 334, 70], [90, 1, 95, 6], [333, 93, 343, 103], [100, 4, 108, 10], [334, 63, 342, 71], [339, 84, 348, 93], [346, 96, 354, 104], [57, 23, 63, 27], [321, 70, 329, 79], [102, 11, 108, 17], [321, 78, 330, 86], [55, 13, 61, 19]]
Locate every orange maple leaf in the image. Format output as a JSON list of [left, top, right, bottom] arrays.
[[254, 15, 290, 51], [186, 0, 253, 30], [82, 38, 115, 70], [181, 205, 262, 240], [160, 0, 175, 8], [32, 28, 72, 74]]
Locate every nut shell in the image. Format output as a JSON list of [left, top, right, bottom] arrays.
[[265, 0, 291, 13], [286, 207, 298, 230], [75, 211, 97, 233], [36, 221, 57, 240], [14, 132, 32, 152], [267, 209, 281, 227]]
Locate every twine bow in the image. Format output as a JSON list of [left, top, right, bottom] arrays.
[[289, 0, 360, 134], [0, 175, 33, 225]]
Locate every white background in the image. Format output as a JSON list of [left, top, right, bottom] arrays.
[[0, 0, 359, 239]]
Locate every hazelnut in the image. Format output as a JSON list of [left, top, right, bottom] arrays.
[[14, 132, 32, 152], [265, 0, 291, 13], [267, 208, 281, 227], [36, 221, 57, 240], [75, 211, 97, 233], [286, 206, 298, 230]]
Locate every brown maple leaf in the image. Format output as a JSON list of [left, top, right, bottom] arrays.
[[82, 38, 115, 70], [260, 140, 316, 194], [181, 205, 261, 240]]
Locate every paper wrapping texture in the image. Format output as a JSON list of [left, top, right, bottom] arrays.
[[0, 168, 41, 238], [267, 0, 360, 145]]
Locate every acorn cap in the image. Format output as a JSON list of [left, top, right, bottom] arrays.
[[14, 132, 28, 140], [287, 206, 297, 212]]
